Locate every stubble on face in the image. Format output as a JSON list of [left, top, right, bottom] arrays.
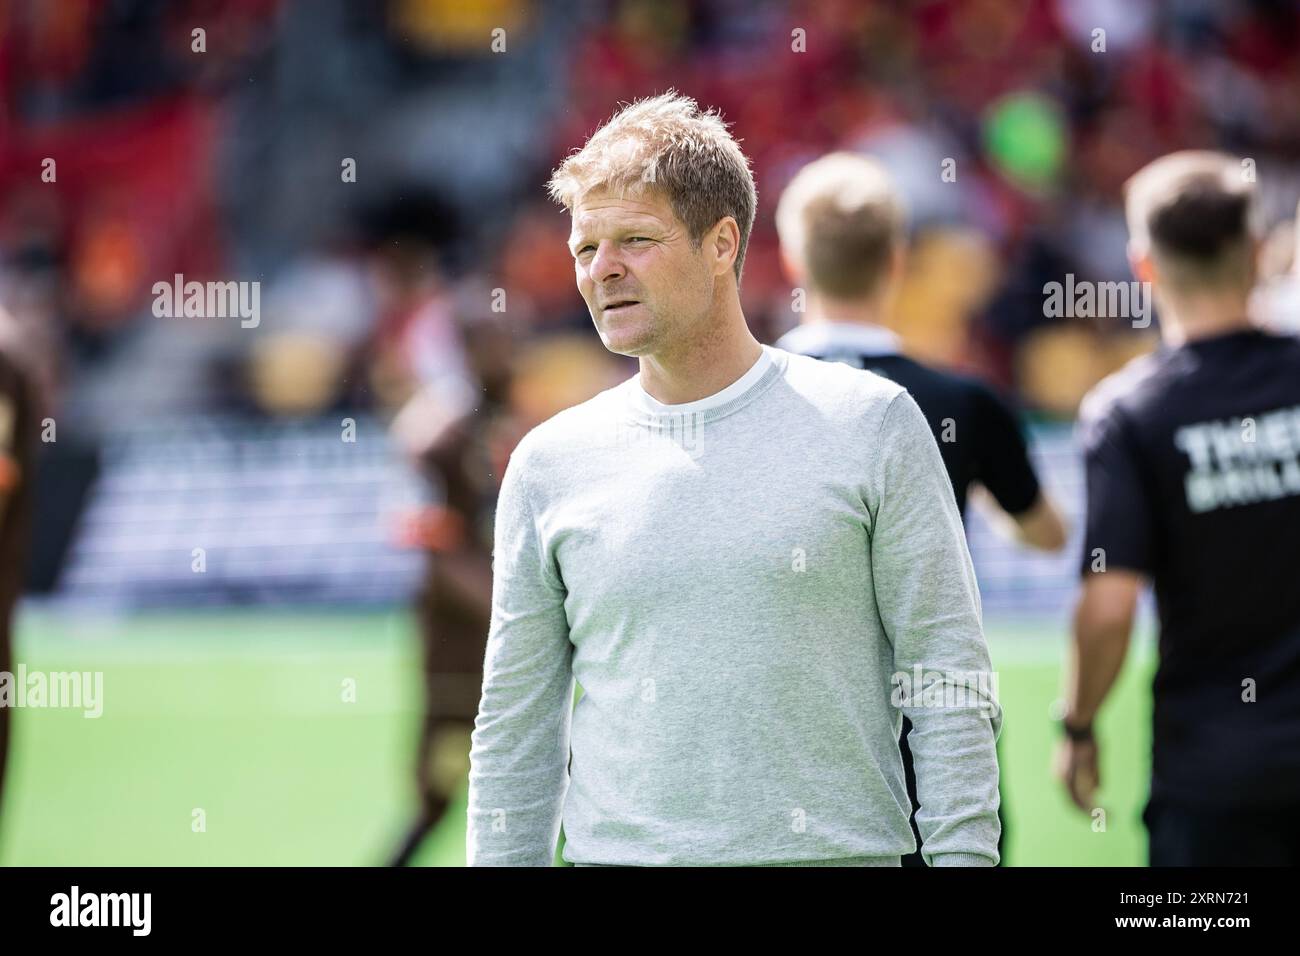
[[569, 187, 711, 359]]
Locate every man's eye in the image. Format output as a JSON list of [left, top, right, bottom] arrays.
[[576, 245, 595, 255], [628, 236, 650, 243]]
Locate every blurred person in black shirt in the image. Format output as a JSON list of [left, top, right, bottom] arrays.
[[1060, 150, 1300, 865], [774, 153, 1068, 867]]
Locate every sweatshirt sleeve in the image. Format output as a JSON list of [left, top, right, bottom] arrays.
[[466, 438, 575, 866], [867, 390, 1002, 866]]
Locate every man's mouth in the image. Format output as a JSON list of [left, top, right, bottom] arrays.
[[602, 299, 641, 313]]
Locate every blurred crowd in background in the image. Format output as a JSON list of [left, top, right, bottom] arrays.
[[1, 0, 1299, 601]]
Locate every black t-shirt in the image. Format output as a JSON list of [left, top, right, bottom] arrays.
[[779, 344, 1041, 517], [1078, 327, 1300, 808]]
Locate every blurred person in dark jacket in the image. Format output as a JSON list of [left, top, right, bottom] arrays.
[[0, 305, 41, 843], [385, 313, 516, 867], [384, 321, 624, 865]]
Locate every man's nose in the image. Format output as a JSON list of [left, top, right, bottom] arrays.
[[587, 241, 625, 283]]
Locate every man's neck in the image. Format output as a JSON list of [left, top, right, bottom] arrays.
[[1158, 292, 1255, 347], [639, 301, 762, 405], [805, 294, 889, 330]]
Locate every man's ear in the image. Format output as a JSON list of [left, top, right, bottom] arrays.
[[1250, 234, 1266, 283], [888, 242, 907, 285], [1128, 241, 1157, 286], [709, 216, 740, 278], [778, 243, 804, 283], [1293, 199, 1300, 277]]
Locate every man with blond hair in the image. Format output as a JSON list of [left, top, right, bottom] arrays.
[[1059, 151, 1300, 864], [467, 92, 1001, 866], [774, 151, 1067, 866]]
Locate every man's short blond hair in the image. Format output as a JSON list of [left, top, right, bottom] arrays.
[[775, 151, 907, 300], [546, 91, 757, 284], [1124, 150, 1257, 293]]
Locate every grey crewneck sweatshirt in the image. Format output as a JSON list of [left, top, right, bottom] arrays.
[[467, 344, 1002, 866]]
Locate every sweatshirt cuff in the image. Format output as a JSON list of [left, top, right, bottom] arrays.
[[930, 852, 997, 867]]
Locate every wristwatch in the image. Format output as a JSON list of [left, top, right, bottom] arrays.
[[1061, 717, 1094, 742]]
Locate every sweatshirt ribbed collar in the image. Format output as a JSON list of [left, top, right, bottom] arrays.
[[622, 344, 787, 427]]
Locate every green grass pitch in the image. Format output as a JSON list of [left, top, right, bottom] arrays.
[[0, 608, 1154, 866]]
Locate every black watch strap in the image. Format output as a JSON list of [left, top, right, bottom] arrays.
[[1061, 718, 1094, 742]]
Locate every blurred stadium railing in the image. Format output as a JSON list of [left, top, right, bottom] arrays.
[[964, 422, 1084, 616], [53, 415, 428, 607], [47, 414, 1083, 615]]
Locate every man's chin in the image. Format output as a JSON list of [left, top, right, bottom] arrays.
[[595, 323, 656, 357]]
